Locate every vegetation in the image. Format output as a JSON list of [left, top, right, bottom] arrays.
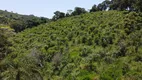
[[0, 10, 50, 32], [0, 10, 142, 80], [52, 0, 142, 20], [0, 25, 14, 60], [0, 0, 142, 80]]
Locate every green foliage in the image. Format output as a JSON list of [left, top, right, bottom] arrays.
[[90, 4, 98, 12], [109, 0, 142, 12], [0, 26, 14, 60], [0, 10, 50, 32], [72, 7, 87, 16], [1, 11, 142, 80], [52, 11, 65, 21]]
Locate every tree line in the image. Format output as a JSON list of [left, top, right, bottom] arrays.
[[52, 0, 142, 20]]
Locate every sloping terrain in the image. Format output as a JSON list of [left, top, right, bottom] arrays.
[[0, 10, 50, 32], [1, 11, 142, 80]]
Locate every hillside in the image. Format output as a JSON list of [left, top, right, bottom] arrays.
[[1, 11, 142, 80], [0, 10, 50, 32]]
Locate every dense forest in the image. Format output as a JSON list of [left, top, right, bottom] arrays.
[[0, 10, 50, 32], [0, 0, 142, 80]]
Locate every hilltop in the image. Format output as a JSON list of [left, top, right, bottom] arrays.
[[1, 11, 141, 80]]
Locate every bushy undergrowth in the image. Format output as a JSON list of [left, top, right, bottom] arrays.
[[1, 11, 142, 80]]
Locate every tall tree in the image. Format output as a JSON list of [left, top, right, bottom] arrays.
[[66, 10, 73, 17], [72, 7, 87, 16], [109, 0, 135, 11], [97, 0, 111, 11], [90, 4, 98, 12], [52, 11, 65, 21]]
